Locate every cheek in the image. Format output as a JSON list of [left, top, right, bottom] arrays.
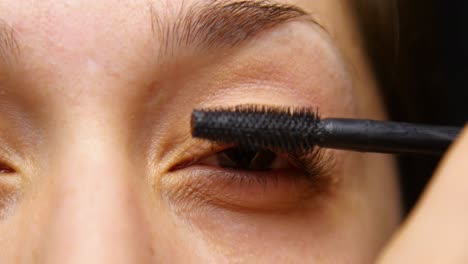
[[336, 151, 402, 260], [162, 152, 400, 263]]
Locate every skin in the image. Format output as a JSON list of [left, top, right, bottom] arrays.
[[1, 0, 464, 263]]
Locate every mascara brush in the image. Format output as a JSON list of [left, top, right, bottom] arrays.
[[191, 105, 462, 155]]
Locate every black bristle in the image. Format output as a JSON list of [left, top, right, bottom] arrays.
[[191, 105, 462, 155], [191, 104, 322, 152]]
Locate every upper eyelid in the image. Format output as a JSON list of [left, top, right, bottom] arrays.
[[166, 141, 233, 172]]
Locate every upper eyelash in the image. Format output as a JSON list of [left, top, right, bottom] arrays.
[[284, 147, 334, 179], [170, 140, 334, 182]]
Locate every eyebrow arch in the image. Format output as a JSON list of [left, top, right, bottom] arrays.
[[0, 20, 19, 66], [151, 0, 321, 54]]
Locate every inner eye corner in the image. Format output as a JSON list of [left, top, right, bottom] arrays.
[[0, 163, 17, 174]]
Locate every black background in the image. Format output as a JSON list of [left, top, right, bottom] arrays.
[[394, 1, 467, 211]]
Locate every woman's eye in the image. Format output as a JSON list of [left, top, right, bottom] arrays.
[[0, 164, 14, 174], [199, 147, 291, 171]]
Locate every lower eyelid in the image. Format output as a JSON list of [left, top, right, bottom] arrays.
[[160, 165, 336, 215]]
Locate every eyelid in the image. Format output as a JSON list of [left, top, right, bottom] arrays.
[[160, 138, 341, 214], [162, 165, 329, 214], [167, 140, 233, 172], [167, 137, 336, 179]]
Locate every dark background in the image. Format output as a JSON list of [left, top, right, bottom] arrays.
[[433, 1, 468, 124], [391, 1, 468, 211]]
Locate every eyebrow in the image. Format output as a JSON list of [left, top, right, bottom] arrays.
[[0, 1, 317, 64], [0, 19, 19, 66], [151, 0, 319, 54]]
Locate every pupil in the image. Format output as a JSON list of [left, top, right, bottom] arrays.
[[216, 147, 277, 170]]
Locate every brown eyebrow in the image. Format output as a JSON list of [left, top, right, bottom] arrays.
[[151, 0, 318, 55], [0, 1, 316, 64], [0, 19, 19, 66]]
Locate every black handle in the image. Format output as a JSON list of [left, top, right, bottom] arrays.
[[318, 119, 462, 155]]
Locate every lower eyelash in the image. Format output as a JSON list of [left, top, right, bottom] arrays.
[[166, 137, 338, 198], [162, 145, 340, 214], [211, 146, 335, 193], [285, 147, 334, 179], [163, 162, 338, 215], [170, 142, 334, 183]]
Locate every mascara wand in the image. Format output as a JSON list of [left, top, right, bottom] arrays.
[[191, 105, 462, 155]]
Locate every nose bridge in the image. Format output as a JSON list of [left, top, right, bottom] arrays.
[[39, 124, 154, 263]]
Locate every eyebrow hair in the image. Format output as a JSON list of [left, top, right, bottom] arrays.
[[0, 19, 19, 66], [151, 0, 317, 55]]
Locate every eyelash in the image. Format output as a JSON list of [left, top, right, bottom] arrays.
[[162, 142, 338, 213], [171, 143, 333, 183]]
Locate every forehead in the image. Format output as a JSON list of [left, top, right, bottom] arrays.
[[0, 0, 356, 111], [0, 0, 365, 149], [0, 0, 339, 55], [0, 1, 153, 72], [0, 0, 336, 82]]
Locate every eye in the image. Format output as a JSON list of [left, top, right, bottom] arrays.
[[163, 141, 336, 214], [0, 163, 15, 174], [0, 160, 20, 217], [198, 147, 291, 171]]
